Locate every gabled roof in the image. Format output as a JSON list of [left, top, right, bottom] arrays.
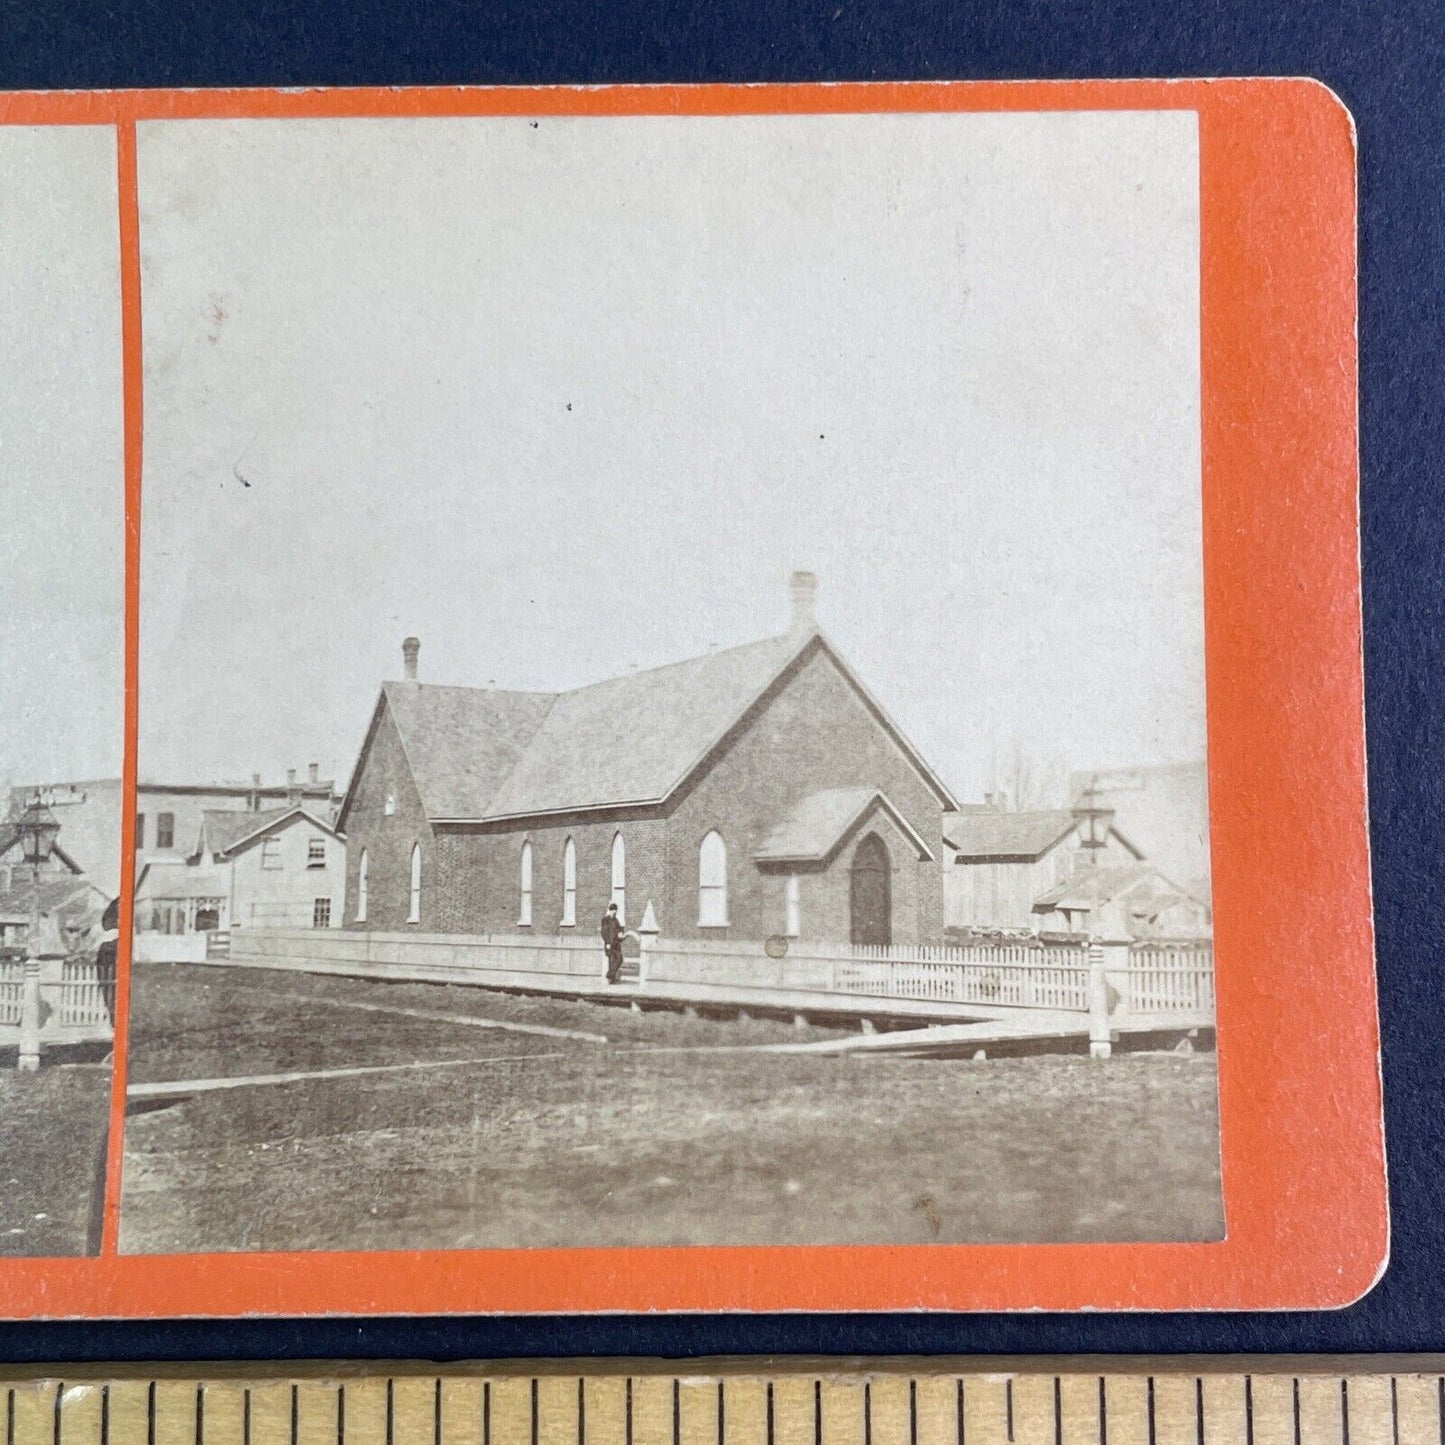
[[1032, 864, 1188, 912], [754, 787, 936, 865], [945, 809, 1080, 861], [342, 629, 958, 827], [377, 682, 557, 824], [218, 806, 344, 859], [945, 809, 1145, 862], [192, 808, 291, 860], [480, 632, 808, 821]]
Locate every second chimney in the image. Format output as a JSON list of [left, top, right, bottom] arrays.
[[402, 636, 420, 682], [789, 570, 818, 636], [308, 762, 319, 785]]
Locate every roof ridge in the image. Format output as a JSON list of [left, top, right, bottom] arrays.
[[219, 804, 343, 857], [380, 631, 796, 702], [555, 631, 795, 697], [382, 679, 559, 701], [369, 626, 957, 824]]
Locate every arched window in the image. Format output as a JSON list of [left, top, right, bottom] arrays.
[[408, 842, 422, 923], [519, 840, 533, 926], [698, 830, 728, 926], [610, 832, 626, 924], [561, 837, 577, 926], [356, 849, 369, 923], [785, 873, 801, 938]]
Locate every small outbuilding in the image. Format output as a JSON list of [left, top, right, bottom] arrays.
[[1031, 863, 1212, 939], [943, 807, 1143, 932]]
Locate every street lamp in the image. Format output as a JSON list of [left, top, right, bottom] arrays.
[[15, 795, 60, 943], [1073, 778, 1112, 866]]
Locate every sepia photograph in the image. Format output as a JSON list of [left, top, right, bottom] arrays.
[[0, 125, 125, 1257], [118, 109, 1220, 1254]]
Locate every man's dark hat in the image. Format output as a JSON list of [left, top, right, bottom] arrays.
[[607, 902, 618, 911]]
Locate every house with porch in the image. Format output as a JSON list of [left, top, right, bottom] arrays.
[[134, 805, 346, 959], [338, 573, 958, 947]]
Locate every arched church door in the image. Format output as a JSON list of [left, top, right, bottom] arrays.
[[849, 832, 892, 946]]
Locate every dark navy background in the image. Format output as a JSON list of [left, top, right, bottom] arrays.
[[0, 0, 1440, 1362]]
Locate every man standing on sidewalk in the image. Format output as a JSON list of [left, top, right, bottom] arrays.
[[600, 901, 624, 984]]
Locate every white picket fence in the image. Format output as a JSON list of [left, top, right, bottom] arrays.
[[0, 955, 116, 1059], [0, 962, 22, 1029], [222, 926, 1213, 1026], [1127, 942, 1216, 1016], [639, 935, 1094, 1012]]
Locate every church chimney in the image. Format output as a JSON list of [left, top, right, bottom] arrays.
[[402, 636, 420, 682], [789, 570, 818, 636]]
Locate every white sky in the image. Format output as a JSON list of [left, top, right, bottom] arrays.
[[136, 110, 1203, 803], [0, 126, 124, 786]]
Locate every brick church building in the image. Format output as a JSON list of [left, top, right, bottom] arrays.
[[337, 574, 957, 947]]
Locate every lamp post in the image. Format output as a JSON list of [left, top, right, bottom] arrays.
[[16, 795, 60, 932], [1073, 777, 1113, 868], [14, 796, 60, 1071]]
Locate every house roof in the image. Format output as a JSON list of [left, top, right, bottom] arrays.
[[217, 806, 343, 858], [945, 809, 1080, 860], [377, 681, 558, 823], [480, 632, 808, 821], [345, 630, 958, 826], [0, 876, 107, 925], [194, 808, 291, 859], [134, 862, 232, 902], [1032, 864, 1181, 912], [754, 787, 936, 864], [136, 779, 337, 797]]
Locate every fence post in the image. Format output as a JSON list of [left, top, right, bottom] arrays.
[[637, 899, 659, 989], [1101, 935, 1133, 1023], [18, 956, 41, 1072], [1087, 938, 1111, 1060]]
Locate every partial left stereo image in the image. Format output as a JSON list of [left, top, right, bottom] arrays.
[[0, 125, 125, 1257]]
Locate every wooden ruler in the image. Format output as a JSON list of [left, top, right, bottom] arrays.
[[2, 1362, 1443, 1445]]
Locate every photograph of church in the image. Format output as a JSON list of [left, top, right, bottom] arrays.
[[339, 573, 955, 949], [118, 108, 1222, 1256]]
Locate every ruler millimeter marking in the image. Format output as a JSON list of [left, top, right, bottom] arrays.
[[4, 1369, 1445, 1445]]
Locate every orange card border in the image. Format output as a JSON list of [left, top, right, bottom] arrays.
[[0, 78, 1384, 1317]]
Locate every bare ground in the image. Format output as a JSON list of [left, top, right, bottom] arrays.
[[0, 1060, 110, 1256], [119, 962, 1225, 1254]]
